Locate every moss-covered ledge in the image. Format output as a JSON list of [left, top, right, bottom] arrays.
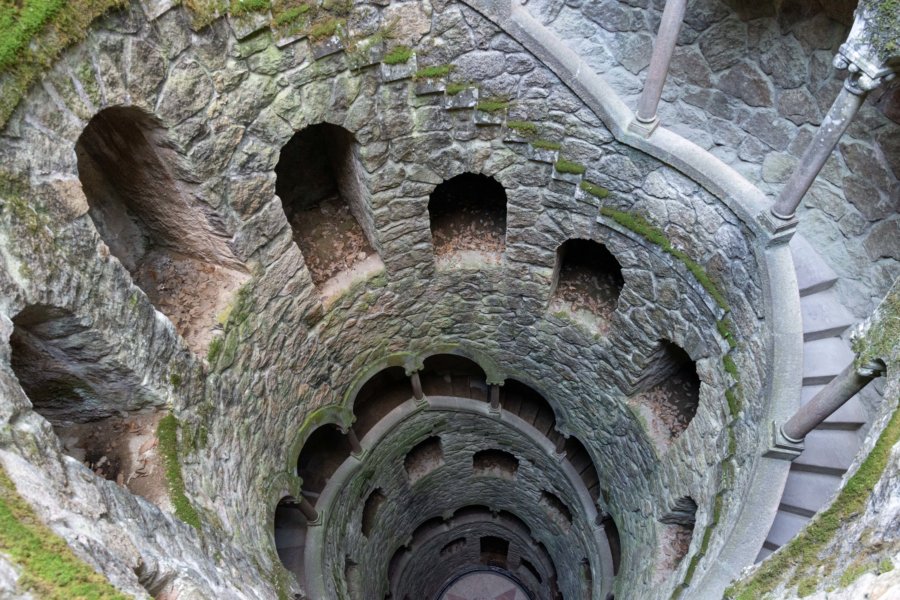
[[0, 465, 128, 599]]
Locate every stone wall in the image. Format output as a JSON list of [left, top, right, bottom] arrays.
[[0, 1, 786, 598], [528, 0, 899, 319]]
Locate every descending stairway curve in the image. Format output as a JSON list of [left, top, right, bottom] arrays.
[[756, 235, 869, 561]]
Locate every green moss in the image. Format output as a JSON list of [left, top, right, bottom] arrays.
[[272, 1, 312, 30], [726, 398, 900, 599], [600, 207, 730, 312], [838, 559, 869, 588], [322, 0, 352, 16], [157, 414, 202, 530], [555, 158, 586, 175], [852, 284, 899, 369], [309, 16, 344, 40], [415, 64, 454, 79], [796, 576, 818, 597], [169, 372, 183, 388], [725, 387, 741, 419], [877, 557, 894, 573], [382, 44, 413, 65], [531, 139, 561, 151], [580, 180, 610, 199], [722, 355, 739, 380], [0, 466, 128, 599], [717, 318, 737, 349], [207, 336, 224, 364], [0, 0, 125, 127], [230, 0, 270, 15], [475, 98, 510, 113], [445, 81, 473, 95], [506, 120, 538, 136]]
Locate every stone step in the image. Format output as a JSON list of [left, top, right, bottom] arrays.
[[790, 235, 838, 297], [765, 509, 810, 548], [800, 289, 856, 341], [802, 338, 855, 386], [780, 468, 842, 516], [793, 429, 860, 473], [755, 546, 774, 563], [801, 385, 868, 427]]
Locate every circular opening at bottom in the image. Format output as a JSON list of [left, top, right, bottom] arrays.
[[437, 567, 533, 600]]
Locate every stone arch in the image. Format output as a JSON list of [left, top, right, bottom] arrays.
[[563, 436, 602, 504], [404, 435, 444, 484], [631, 340, 702, 446], [351, 365, 411, 440], [428, 172, 507, 260], [274, 122, 383, 291], [472, 449, 519, 480], [550, 238, 625, 330], [419, 353, 489, 401], [75, 106, 247, 354], [656, 496, 697, 581], [361, 488, 387, 538], [274, 496, 308, 588], [296, 423, 354, 498], [500, 378, 565, 447], [479, 535, 510, 568]]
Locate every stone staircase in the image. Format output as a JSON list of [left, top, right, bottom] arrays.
[[756, 235, 866, 561]]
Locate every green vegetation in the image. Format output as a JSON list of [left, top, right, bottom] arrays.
[[382, 45, 413, 65], [580, 180, 609, 199], [309, 16, 344, 40], [554, 158, 586, 175], [861, 0, 899, 54], [531, 139, 561, 151], [878, 557, 894, 573], [0, 466, 128, 599], [726, 398, 900, 599], [852, 283, 898, 369], [445, 81, 473, 96], [600, 207, 730, 312], [722, 355, 739, 380], [229, 0, 270, 15], [506, 120, 538, 136], [207, 336, 224, 364], [272, 1, 312, 30], [0, 0, 125, 127], [838, 559, 869, 588], [415, 64, 454, 79], [157, 414, 202, 530], [475, 98, 510, 113], [717, 318, 736, 349], [169, 372, 183, 388]]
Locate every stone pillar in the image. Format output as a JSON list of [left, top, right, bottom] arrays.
[[555, 433, 568, 458], [766, 4, 897, 226], [631, 0, 688, 135], [298, 496, 319, 523], [410, 371, 424, 401], [781, 360, 885, 442], [770, 81, 868, 220], [489, 384, 501, 412], [345, 427, 364, 456]]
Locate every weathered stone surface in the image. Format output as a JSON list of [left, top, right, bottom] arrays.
[[864, 219, 900, 260], [717, 61, 773, 107]]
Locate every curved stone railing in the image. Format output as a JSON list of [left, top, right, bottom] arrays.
[[301, 393, 614, 599], [457, 2, 803, 596]]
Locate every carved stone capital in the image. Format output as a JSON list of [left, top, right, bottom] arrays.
[[835, 3, 899, 95]]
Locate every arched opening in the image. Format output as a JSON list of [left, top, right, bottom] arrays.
[[419, 354, 488, 401], [601, 515, 622, 576], [520, 558, 543, 583], [479, 536, 510, 568], [76, 107, 247, 354], [539, 491, 573, 533], [631, 340, 702, 446], [657, 496, 697, 579], [563, 436, 601, 503], [275, 123, 382, 290], [472, 449, 519, 480], [500, 379, 562, 446], [550, 239, 624, 332], [404, 436, 444, 484], [274, 496, 308, 587], [428, 172, 507, 261], [361, 488, 387, 538], [440, 537, 467, 557], [297, 424, 354, 499], [352, 366, 411, 439], [8, 304, 165, 504]]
